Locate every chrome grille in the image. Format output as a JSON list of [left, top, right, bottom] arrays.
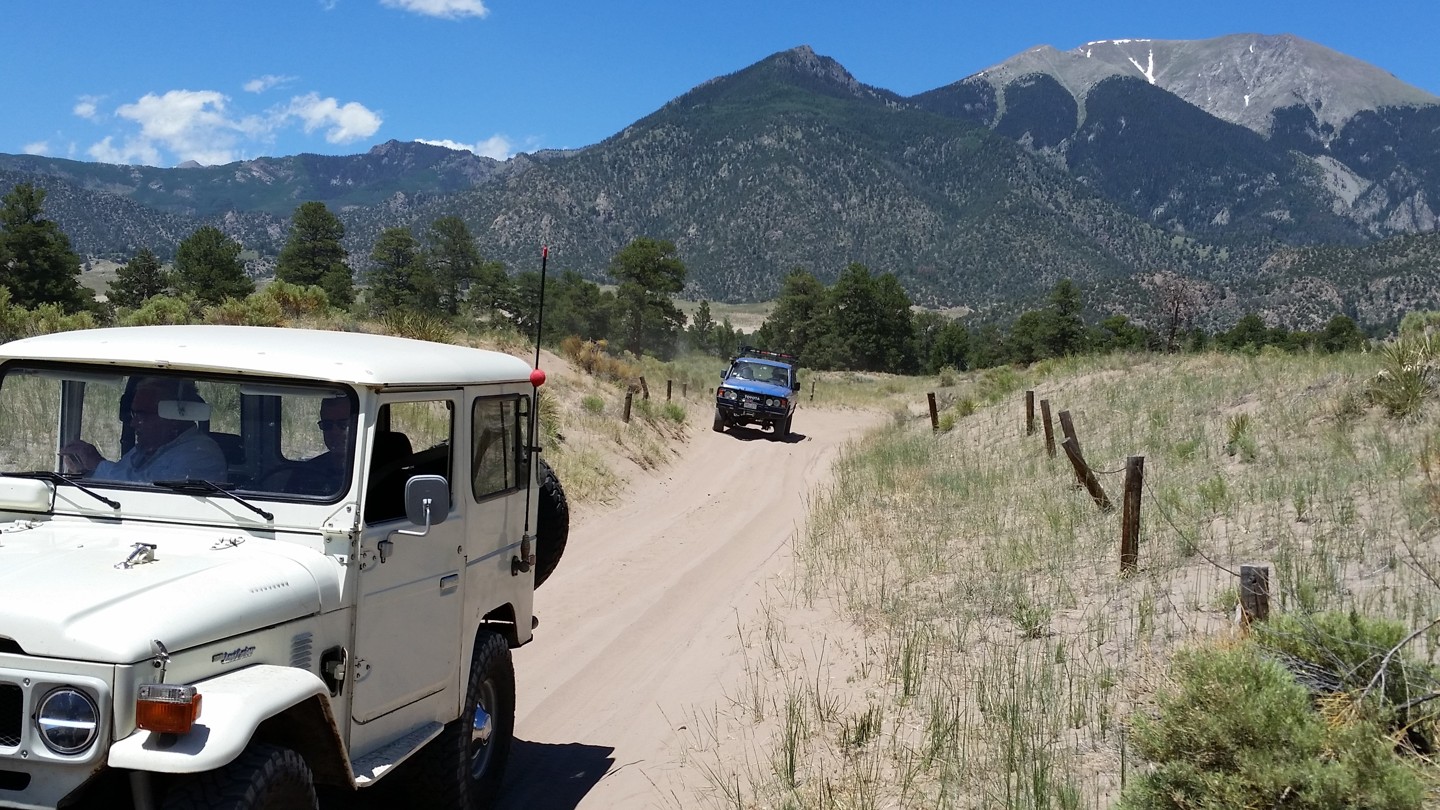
[[0, 683, 20, 747]]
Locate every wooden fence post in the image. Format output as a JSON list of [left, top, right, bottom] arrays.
[[639, 376, 649, 400], [1025, 391, 1036, 435], [682, 383, 688, 399], [810, 380, 816, 401], [927, 392, 939, 433], [1121, 456, 1144, 574], [1240, 565, 1271, 626], [1061, 436, 1112, 512], [666, 379, 673, 401], [1058, 411, 1083, 488], [1040, 399, 1056, 457], [623, 391, 633, 423]]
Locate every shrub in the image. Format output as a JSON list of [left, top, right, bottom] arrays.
[[379, 311, 454, 343], [120, 295, 195, 326], [1118, 644, 1423, 810], [1254, 611, 1440, 747], [660, 401, 686, 423], [580, 394, 605, 414], [258, 281, 330, 319], [203, 296, 284, 326], [1367, 336, 1438, 420]]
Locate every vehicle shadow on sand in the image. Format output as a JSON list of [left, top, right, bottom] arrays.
[[721, 426, 807, 444], [497, 739, 615, 808]]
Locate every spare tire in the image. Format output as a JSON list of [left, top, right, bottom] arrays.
[[533, 458, 569, 589]]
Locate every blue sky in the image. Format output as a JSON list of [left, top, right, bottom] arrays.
[[4, 0, 1435, 167]]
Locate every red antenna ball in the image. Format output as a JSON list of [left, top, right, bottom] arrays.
[[530, 369, 547, 387]]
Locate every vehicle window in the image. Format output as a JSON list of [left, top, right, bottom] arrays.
[[365, 400, 453, 523], [471, 395, 528, 501], [0, 364, 353, 499]]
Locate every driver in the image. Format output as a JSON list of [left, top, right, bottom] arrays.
[[60, 377, 228, 483]]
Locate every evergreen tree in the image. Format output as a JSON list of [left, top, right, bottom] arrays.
[[826, 264, 917, 372], [424, 216, 479, 317], [468, 258, 510, 321], [1219, 313, 1270, 352], [762, 268, 827, 361], [930, 319, 971, 372], [0, 183, 89, 312], [107, 247, 170, 309], [1008, 310, 1048, 364], [1319, 314, 1367, 353], [551, 271, 614, 342], [173, 226, 253, 305], [1044, 279, 1088, 357], [275, 201, 352, 307], [608, 237, 686, 358], [687, 299, 717, 354], [366, 227, 427, 315]]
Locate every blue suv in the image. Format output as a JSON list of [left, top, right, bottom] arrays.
[[713, 347, 800, 440]]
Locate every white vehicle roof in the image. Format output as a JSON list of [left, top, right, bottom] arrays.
[[0, 325, 534, 387]]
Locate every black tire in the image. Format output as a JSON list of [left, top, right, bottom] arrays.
[[161, 743, 317, 810], [712, 409, 725, 432], [405, 631, 515, 809], [781, 414, 793, 439], [533, 458, 569, 589]]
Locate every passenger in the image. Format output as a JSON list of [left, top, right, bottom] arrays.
[[61, 378, 227, 483], [286, 396, 354, 495]]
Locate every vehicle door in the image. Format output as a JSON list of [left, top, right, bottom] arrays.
[[350, 393, 465, 731]]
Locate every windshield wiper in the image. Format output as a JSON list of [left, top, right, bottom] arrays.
[[152, 479, 274, 521], [5, 470, 121, 509]]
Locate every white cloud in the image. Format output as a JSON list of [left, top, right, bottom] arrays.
[[81, 87, 384, 166], [22, 141, 49, 156], [244, 74, 295, 94], [380, 0, 488, 19], [286, 93, 383, 144], [417, 135, 514, 159], [73, 96, 101, 120]]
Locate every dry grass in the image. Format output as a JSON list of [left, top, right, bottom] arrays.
[[689, 349, 1440, 808]]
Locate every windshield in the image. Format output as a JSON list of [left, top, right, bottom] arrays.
[[732, 361, 788, 386], [0, 364, 358, 501]]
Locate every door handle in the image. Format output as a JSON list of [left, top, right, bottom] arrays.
[[439, 574, 459, 591]]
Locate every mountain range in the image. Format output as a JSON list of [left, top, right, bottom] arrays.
[[2, 33, 1438, 331]]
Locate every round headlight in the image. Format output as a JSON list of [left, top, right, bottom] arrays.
[[35, 688, 99, 755]]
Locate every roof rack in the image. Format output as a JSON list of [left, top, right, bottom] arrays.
[[737, 345, 798, 365]]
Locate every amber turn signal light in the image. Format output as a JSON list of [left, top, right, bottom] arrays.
[[136, 684, 202, 734]]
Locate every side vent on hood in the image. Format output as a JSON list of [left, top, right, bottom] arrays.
[[290, 632, 314, 670]]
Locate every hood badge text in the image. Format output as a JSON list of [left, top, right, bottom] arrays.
[[212, 646, 257, 665]]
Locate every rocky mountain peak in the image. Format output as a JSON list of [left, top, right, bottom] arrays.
[[975, 33, 1439, 137]]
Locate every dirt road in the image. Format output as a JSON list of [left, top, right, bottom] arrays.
[[500, 407, 880, 808]]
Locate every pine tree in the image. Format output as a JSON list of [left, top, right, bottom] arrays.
[[424, 216, 479, 317], [107, 247, 170, 309], [608, 237, 686, 359], [366, 227, 428, 315], [275, 202, 352, 307], [0, 183, 89, 312], [173, 226, 253, 305]]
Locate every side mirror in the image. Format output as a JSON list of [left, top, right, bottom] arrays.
[[404, 475, 450, 528], [791, 379, 801, 391], [720, 371, 728, 381]]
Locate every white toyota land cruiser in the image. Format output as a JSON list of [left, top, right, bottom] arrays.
[[0, 325, 568, 809]]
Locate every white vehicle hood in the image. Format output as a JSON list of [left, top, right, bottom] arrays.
[[0, 521, 327, 663]]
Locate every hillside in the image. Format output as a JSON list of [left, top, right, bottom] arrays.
[[2, 35, 1439, 330]]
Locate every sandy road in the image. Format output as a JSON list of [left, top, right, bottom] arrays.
[[499, 407, 880, 809]]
